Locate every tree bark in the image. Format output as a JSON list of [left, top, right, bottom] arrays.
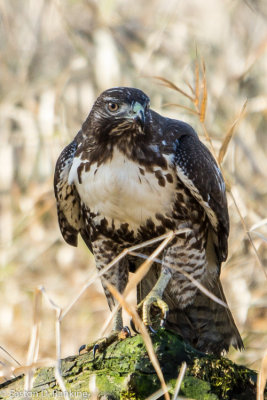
[[0, 329, 263, 400]]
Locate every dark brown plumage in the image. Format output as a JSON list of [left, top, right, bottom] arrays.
[[54, 87, 243, 354]]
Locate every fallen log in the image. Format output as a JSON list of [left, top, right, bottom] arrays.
[[0, 329, 263, 400]]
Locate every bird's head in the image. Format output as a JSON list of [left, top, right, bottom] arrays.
[[83, 87, 150, 141]]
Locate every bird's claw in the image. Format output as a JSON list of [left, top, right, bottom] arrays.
[[130, 318, 139, 334], [148, 325, 157, 334], [160, 319, 166, 328], [93, 344, 99, 359], [138, 294, 169, 332], [78, 344, 86, 355], [119, 326, 131, 339], [160, 307, 169, 327], [130, 317, 157, 334], [78, 327, 131, 359]]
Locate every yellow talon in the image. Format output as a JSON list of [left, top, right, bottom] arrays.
[[142, 295, 169, 328], [138, 269, 172, 330]]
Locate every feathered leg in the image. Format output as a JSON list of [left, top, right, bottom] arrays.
[[81, 238, 130, 356], [93, 238, 129, 331], [139, 230, 207, 328]]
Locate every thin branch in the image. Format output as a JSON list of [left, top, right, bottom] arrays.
[[163, 103, 199, 116], [24, 287, 42, 391], [39, 286, 67, 396], [55, 367, 70, 400], [145, 386, 171, 400], [153, 76, 195, 102], [0, 346, 21, 366], [172, 362, 187, 400], [257, 350, 267, 400]]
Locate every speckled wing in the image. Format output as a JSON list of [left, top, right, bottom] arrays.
[[173, 129, 229, 263], [54, 135, 91, 251]]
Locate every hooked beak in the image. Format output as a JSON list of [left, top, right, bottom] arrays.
[[131, 102, 145, 129]]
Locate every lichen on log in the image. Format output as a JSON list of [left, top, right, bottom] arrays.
[[0, 329, 263, 400]]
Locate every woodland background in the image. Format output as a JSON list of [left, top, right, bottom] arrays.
[[0, 0, 266, 379]]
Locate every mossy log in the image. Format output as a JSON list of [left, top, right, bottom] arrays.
[[0, 330, 263, 400]]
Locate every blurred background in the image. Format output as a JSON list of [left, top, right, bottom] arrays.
[[0, 0, 266, 375]]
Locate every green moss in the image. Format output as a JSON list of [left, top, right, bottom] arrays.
[[127, 372, 160, 399], [0, 330, 259, 400], [93, 373, 125, 398], [180, 376, 219, 400], [191, 357, 257, 400], [120, 391, 137, 399]]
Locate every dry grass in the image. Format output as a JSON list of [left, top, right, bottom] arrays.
[[258, 350, 267, 400], [0, 0, 267, 397]]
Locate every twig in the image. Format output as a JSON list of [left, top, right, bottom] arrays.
[[172, 362, 187, 400], [39, 287, 69, 398], [24, 287, 42, 391], [257, 350, 267, 400], [145, 385, 171, 400]]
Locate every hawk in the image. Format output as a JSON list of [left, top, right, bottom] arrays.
[[54, 87, 243, 354]]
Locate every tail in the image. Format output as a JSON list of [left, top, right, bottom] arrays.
[[136, 260, 243, 355], [164, 279, 244, 355]]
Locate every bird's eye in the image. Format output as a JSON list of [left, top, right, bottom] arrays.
[[107, 102, 119, 112]]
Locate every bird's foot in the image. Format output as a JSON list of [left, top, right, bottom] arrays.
[[79, 327, 131, 359], [143, 294, 169, 329], [135, 293, 169, 333]]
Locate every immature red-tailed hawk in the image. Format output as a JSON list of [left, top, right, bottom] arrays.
[[54, 87, 243, 354]]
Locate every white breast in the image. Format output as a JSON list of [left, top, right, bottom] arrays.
[[68, 148, 176, 231]]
